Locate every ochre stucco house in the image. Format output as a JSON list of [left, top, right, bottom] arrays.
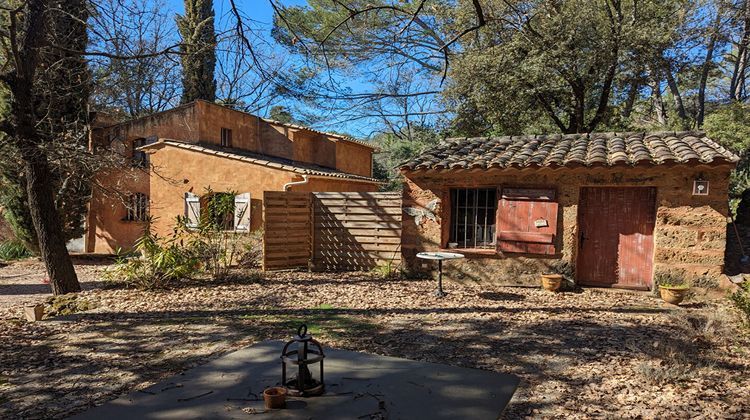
[[86, 100, 379, 254], [400, 131, 739, 290]]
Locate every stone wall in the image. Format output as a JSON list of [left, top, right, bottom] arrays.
[[402, 164, 733, 287]]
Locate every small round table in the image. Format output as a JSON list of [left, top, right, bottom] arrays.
[[416, 252, 466, 297]]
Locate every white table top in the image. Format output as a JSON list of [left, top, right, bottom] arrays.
[[416, 251, 466, 261]]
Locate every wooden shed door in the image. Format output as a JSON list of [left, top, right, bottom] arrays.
[[577, 187, 656, 289]]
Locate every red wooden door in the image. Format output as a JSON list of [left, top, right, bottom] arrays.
[[577, 187, 656, 289]]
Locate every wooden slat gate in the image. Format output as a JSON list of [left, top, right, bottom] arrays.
[[312, 192, 402, 271], [263, 191, 312, 270], [262, 191, 402, 271]]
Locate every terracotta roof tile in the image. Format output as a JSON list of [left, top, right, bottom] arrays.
[[142, 140, 381, 183], [400, 131, 739, 171]]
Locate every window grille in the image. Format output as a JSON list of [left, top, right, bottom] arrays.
[[221, 128, 233, 147], [126, 193, 149, 222], [449, 188, 497, 248]]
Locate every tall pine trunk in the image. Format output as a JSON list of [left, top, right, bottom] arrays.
[[21, 148, 80, 294], [730, 0, 749, 101], [2, 0, 81, 294], [697, 9, 724, 127]]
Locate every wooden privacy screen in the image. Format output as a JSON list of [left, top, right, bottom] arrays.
[[263, 191, 402, 271], [263, 191, 312, 270], [313, 192, 402, 271], [496, 188, 558, 255]]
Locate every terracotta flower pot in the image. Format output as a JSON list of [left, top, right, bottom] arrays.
[[263, 387, 287, 409], [541, 274, 563, 292], [659, 286, 689, 305]]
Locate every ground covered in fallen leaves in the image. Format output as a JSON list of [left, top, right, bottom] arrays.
[[1, 260, 749, 419]]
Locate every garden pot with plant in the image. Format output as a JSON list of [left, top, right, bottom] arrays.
[[541, 273, 563, 292], [541, 260, 572, 292], [659, 283, 690, 305]]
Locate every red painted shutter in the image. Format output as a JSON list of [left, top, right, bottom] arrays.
[[496, 188, 558, 255]]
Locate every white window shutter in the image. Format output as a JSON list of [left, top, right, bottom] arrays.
[[185, 192, 200, 228], [234, 193, 251, 232]]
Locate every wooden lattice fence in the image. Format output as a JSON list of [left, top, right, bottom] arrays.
[[262, 191, 402, 271], [262, 191, 312, 270], [312, 192, 402, 271]]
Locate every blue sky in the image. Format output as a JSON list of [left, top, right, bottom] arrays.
[[161, 0, 379, 137]]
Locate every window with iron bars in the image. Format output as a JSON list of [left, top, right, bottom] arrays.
[[449, 188, 497, 249], [125, 193, 149, 222], [221, 127, 233, 147]]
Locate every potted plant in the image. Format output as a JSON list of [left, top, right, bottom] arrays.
[[540, 260, 573, 292], [658, 282, 690, 305]]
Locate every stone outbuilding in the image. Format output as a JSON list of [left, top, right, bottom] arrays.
[[400, 131, 739, 289]]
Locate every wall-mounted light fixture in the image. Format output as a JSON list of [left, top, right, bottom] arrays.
[[693, 177, 709, 196]]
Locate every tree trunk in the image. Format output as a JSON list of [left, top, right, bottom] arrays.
[[621, 80, 639, 120], [697, 9, 724, 127], [664, 64, 688, 127], [22, 148, 81, 294], [730, 0, 749, 101], [652, 80, 666, 125], [3, 0, 81, 295]]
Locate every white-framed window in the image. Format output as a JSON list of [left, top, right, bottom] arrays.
[[221, 127, 232, 147], [184, 191, 251, 232], [125, 193, 149, 222]]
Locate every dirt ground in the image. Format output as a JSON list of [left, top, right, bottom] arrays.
[[1, 260, 749, 419]]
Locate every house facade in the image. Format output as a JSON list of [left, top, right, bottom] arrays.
[[85, 100, 379, 254], [400, 131, 738, 289]]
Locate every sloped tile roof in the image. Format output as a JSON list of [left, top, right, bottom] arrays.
[[142, 140, 381, 183], [400, 131, 739, 171]]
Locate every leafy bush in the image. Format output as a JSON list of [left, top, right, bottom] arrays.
[[730, 281, 750, 324], [0, 239, 31, 260], [180, 188, 256, 278], [105, 223, 199, 289], [106, 187, 264, 288]]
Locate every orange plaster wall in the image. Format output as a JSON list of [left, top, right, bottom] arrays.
[[194, 101, 261, 151], [86, 167, 150, 254], [93, 104, 201, 147], [335, 141, 373, 177], [147, 145, 296, 236]]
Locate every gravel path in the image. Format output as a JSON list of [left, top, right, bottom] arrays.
[[1, 263, 748, 419]]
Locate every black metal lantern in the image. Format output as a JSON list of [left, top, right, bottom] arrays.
[[281, 324, 325, 396]]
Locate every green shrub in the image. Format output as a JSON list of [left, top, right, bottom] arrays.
[[0, 239, 31, 260], [730, 281, 750, 324], [104, 222, 199, 289]]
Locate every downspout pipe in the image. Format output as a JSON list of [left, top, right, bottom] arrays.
[[283, 175, 309, 191]]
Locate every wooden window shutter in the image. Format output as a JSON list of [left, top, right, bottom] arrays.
[[185, 192, 200, 228], [496, 188, 558, 255], [234, 193, 251, 232]]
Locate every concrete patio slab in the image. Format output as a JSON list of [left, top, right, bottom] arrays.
[[71, 340, 519, 419]]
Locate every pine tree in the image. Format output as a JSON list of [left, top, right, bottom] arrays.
[[0, 0, 91, 254], [177, 0, 217, 103], [0, 0, 91, 294]]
